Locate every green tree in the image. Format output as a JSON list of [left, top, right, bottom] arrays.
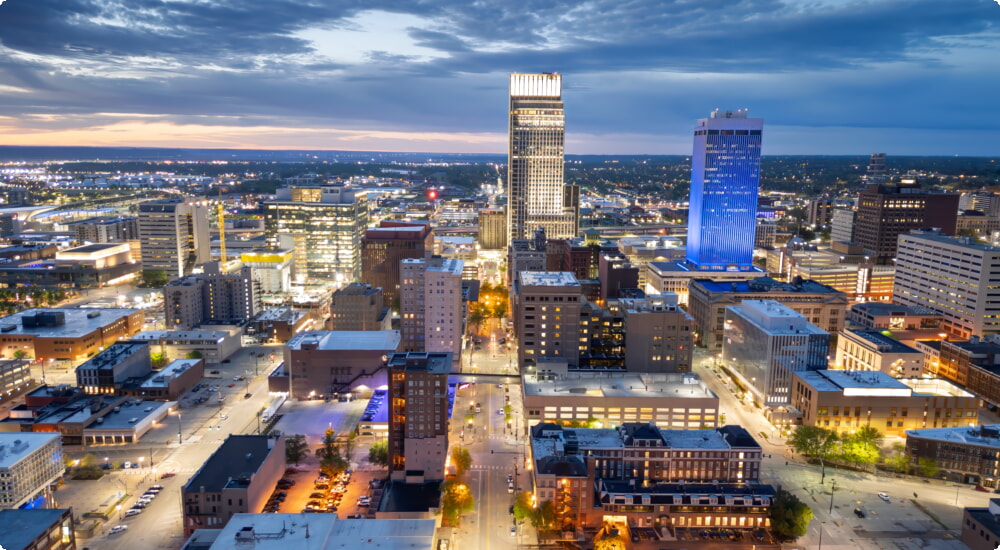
[[769, 489, 813, 540], [790, 425, 838, 481], [72, 453, 105, 480], [886, 442, 910, 474], [594, 529, 628, 550], [918, 457, 940, 478], [185, 351, 203, 359], [451, 446, 472, 478], [285, 434, 309, 465], [150, 352, 168, 368], [469, 309, 486, 334], [142, 270, 170, 287], [840, 427, 881, 469], [315, 428, 349, 477], [440, 479, 475, 526], [513, 491, 534, 523], [12, 350, 26, 360], [533, 499, 558, 531], [491, 302, 507, 320], [368, 440, 389, 467]]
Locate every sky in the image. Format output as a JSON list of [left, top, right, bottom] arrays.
[[0, 0, 998, 156]]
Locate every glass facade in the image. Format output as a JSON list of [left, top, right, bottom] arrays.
[[686, 110, 763, 271], [263, 196, 368, 283]]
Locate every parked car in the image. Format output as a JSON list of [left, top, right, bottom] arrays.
[[160, 472, 176, 479], [877, 492, 890, 502], [125, 509, 142, 517], [854, 508, 866, 518], [109, 525, 128, 535]]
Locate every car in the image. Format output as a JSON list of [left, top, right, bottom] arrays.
[[510, 526, 516, 536], [132, 502, 147, 509], [315, 483, 329, 490], [507, 475, 513, 484], [131, 462, 139, 468], [310, 492, 325, 499], [228, 383, 236, 388], [497, 409, 505, 416], [496, 384, 504, 389], [877, 492, 890, 502], [151, 485, 163, 490], [109, 525, 128, 535], [123, 461, 131, 469], [222, 359, 231, 364], [244, 393, 252, 399], [160, 472, 176, 479], [348, 514, 364, 519], [220, 414, 228, 420], [125, 509, 142, 517], [854, 508, 866, 518], [499, 338, 506, 344]]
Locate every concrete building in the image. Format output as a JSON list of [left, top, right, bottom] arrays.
[[830, 207, 856, 245], [0, 508, 75, 550], [854, 183, 959, 264], [138, 199, 211, 278], [645, 261, 764, 305], [616, 236, 686, 289], [597, 252, 639, 301], [263, 185, 369, 283], [0, 433, 63, 509], [0, 242, 141, 289], [82, 400, 172, 446], [75, 341, 151, 395], [182, 435, 286, 537], [926, 336, 1000, 407], [522, 371, 718, 429], [956, 212, 1000, 240], [616, 294, 693, 373], [506, 235, 547, 288], [894, 231, 1000, 339], [132, 328, 242, 365], [387, 352, 451, 482], [906, 425, 1000, 487], [239, 250, 292, 294], [808, 199, 835, 228], [0, 359, 31, 400], [847, 302, 944, 331], [284, 330, 400, 400], [835, 328, 924, 377], [791, 370, 977, 437], [164, 261, 261, 329], [67, 215, 138, 244], [961, 499, 1000, 550], [0, 308, 144, 362], [330, 283, 390, 332], [688, 276, 847, 350], [360, 221, 433, 309], [478, 207, 506, 250], [400, 256, 463, 360], [512, 271, 582, 368], [250, 307, 312, 343], [530, 423, 769, 536], [723, 300, 830, 407], [124, 358, 204, 400]]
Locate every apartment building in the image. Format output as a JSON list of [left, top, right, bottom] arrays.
[[330, 283, 390, 332], [512, 271, 583, 368], [0, 433, 63, 509], [361, 222, 433, 309], [387, 352, 451, 482], [399, 257, 463, 360]]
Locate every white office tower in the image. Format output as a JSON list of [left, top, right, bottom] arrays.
[[400, 256, 464, 362]]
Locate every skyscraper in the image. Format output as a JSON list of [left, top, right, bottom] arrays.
[[685, 109, 763, 271], [507, 73, 578, 242], [138, 199, 210, 278]]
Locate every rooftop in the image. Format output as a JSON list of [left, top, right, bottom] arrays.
[[649, 261, 765, 276], [518, 271, 580, 287], [254, 307, 307, 323], [0, 308, 139, 339], [795, 370, 911, 396], [59, 243, 125, 255], [140, 359, 202, 388], [906, 425, 1000, 448], [850, 303, 940, 317], [902, 231, 1000, 252], [694, 276, 843, 295], [184, 435, 276, 493], [387, 352, 451, 374], [133, 329, 232, 342], [0, 509, 71, 550], [192, 514, 437, 550], [0, 433, 60, 470], [77, 342, 148, 371], [379, 481, 442, 513], [93, 400, 171, 430], [845, 329, 921, 354], [523, 373, 716, 400], [287, 330, 401, 352]]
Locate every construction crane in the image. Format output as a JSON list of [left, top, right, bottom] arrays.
[[217, 202, 227, 263]]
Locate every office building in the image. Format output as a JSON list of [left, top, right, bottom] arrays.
[[283, 330, 399, 400], [685, 109, 763, 271], [755, 219, 776, 248], [846, 302, 943, 331], [263, 185, 369, 283], [864, 153, 888, 185], [387, 352, 451, 482], [164, 261, 261, 329], [0, 242, 141, 289], [808, 199, 834, 228], [399, 257, 463, 359], [0, 508, 75, 550], [894, 231, 1000, 338], [182, 435, 286, 537], [791, 370, 976, 437], [688, 276, 847, 350], [906, 425, 1000, 487], [920, 336, 1000, 408], [960, 192, 1000, 217], [506, 233, 548, 288], [330, 283, 390, 332], [0, 433, 63, 509], [250, 307, 310, 343], [507, 73, 578, 242], [956, 211, 1000, 240], [512, 271, 583, 368], [829, 208, 856, 244], [132, 328, 242, 365], [853, 184, 959, 264], [75, 341, 151, 395], [0, 308, 144, 362], [723, 300, 829, 407], [138, 199, 211, 278], [835, 328, 924, 377], [644, 261, 763, 305], [962, 499, 1000, 550], [616, 294, 694, 373], [361, 222, 433, 309], [239, 250, 293, 294], [597, 252, 639, 301], [123, 358, 204, 400], [478, 207, 507, 250], [67, 215, 139, 244]]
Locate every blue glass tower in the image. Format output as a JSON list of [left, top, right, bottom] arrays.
[[685, 109, 763, 271]]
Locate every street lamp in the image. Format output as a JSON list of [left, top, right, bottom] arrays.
[[177, 412, 182, 444], [829, 479, 836, 513]]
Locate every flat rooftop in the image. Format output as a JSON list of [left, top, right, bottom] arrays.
[[133, 329, 231, 342], [184, 436, 275, 493], [907, 425, 1000, 448], [519, 271, 580, 287], [0, 433, 60, 470], [523, 373, 716, 401], [386, 352, 451, 374], [649, 261, 765, 276], [847, 329, 922, 354], [197, 514, 437, 550], [141, 359, 201, 387], [60, 243, 124, 254], [255, 307, 307, 323], [795, 370, 911, 396], [77, 342, 147, 371], [286, 330, 401, 352], [94, 400, 170, 430], [850, 303, 940, 317], [0, 509, 70, 550], [694, 276, 842, 295], [0, 308, 139, 338]]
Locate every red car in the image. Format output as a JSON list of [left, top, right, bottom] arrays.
[[160, 472, 176, 479]]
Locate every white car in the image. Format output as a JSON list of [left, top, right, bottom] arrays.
[[109, 525, 128, 535], [877, 492, 890, 502], [125, 509, 142, 517]]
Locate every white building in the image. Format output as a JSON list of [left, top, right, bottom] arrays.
[[240, 250, 293, 294], [138, 199, 210, 278], [723, 300, 830, 407], [894, 231, 1000, 339], [400, 256, 464, 362], [835, 328, 924, 378], [0, 433, 63, 509]]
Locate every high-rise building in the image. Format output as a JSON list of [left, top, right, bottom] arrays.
[[138, 199, 210, 278], [360, 221, 433, 309], [400, 256, 464, 360], [67, 216, 139, 244], [894, 231, 1000, 338], [853, 183, 959, 264], [723, 300, 829, 407], [829, 208, 856, 244], [330, 283, 390, 331], [263, 185, 369, 283], [864, 153, 888, 185], [960, 191, 1000, 216], [507, 73, 578, 242], [239, 250, 293, 294], [512, 271, 582, 368], [617, 294, 694, 373], [0, 433, 64, 510], [164, 261, 261, 329], [685, 109, 763, 271], [478, 207, 507, 250], [387, 352, 451, 481], [807, 199, 834, 228]]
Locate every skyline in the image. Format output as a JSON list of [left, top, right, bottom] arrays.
[[0, 1, 998, 155]]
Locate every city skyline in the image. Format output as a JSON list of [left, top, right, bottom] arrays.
[[0, 1, 998, 155]]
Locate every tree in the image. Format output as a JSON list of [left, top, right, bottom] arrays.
[[12, 350, 26, 360], [769, 489, 813, 540], [368, 440, 389, 467], [469, 309, 486, 334], [513, 491, 534, 523], [840, 427, 881, 469], [142, 270, 170, 287], [185, 351, 203, 359], [594, 529, 628, 550], [150, 352, 168, 368], [886, 442, 910, 474], [491, 302, 507, 320], [72, 453, 105, 480], [918, 457, 940, 478], [315, 428, 349, 477], [790, 425, 838, 482], [440, 479, 475, 526], [534, 499, 557, 531], [451, 446, 472, 478], [285, 434, 309, 465]]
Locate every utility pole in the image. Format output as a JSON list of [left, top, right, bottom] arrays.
[[829, 479, 836, 513]]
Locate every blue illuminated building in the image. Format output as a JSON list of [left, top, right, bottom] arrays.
[[685, 109, 763, 271]]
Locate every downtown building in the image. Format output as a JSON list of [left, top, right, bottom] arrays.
[[164, 261, 261, 329], [478, 207, 507, 250], [387, 352, 451, 482], [0, 433, 64, 510], [282, 330, 400, 400], [853, 183, 959, 264], [67, 215, 139, 244], [138, 199, 211, 278], [905, 425, 1000, 487], [893, 230, 1000, 339], [330, 283, 391, 332], [506, 73, 579, 242], [399, 256, 464, 360], [360, 221, 433, 309], [263, 185, 369, 284]]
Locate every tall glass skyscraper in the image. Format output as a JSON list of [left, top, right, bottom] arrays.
[[507, 73, 579, 242], [685, 109, 763, 271]]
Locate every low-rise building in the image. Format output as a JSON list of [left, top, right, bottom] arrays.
[[75, 341, 151, 395], [82, 399, 172, 446], [132, 327, 242, 364], [906, 425, 1000, 487], [645, 261, 764, 305], [0, 508, 75, 550], [0, 308, 144, 361], [329, 283, 390, 332], [0, 433, 63, 509], [835, 328, 925, 378], [284, 330, 400, 400], [182, 435, 286, 537], [847, 303, 944, 331], [122, 358, 204, 400], [251, 307, 312, 343], [792, 370, 977, 437], [961, 499, 1000, 550]]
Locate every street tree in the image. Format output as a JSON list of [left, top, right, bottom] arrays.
[[918, 457, 940, 478], [315, 428, 349, 477], [769, 489, 813, 540], [440, 479, 475, 527], [790, 425, 838, 482], [368, 440, 389, 467], [451, 447, 472, 478], [513, 491, 534, 523], [886, 442, 910, 474], [534, 499, 557, 531], [594, 529, 627, 550], [285, 434, 309, 465]]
